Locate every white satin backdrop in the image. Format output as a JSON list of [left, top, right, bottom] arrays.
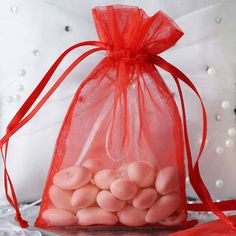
[[0, 1, 235, 234]]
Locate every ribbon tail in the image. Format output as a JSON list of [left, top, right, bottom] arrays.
[[153, 55, 236, 231], [0, 43, 105, 228]]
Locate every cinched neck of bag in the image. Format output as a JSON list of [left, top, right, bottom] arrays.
[[106, 45, 151, 62]]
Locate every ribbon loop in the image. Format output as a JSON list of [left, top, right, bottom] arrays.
[[0, 41, 105, 228]]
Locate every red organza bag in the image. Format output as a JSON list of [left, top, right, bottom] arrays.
[[1, 5, 236, 232]]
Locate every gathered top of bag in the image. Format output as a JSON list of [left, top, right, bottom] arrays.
[[93, 5, 184, 61]]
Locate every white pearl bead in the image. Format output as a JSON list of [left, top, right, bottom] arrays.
[[228, 128, 236, 137], [18, 69, 26, 77], [10, 5, 18, 13], [225, 139, 234, 148], [221, 100, 230, 109], [215, 17, 222, 24], [6, 96, 14, 103], [204, 65, 216, 75], [215, 179, 224, 188], [207, 67, 216, 75], [216, 146, 224, 155], [16, 84, 24, 92], [215, 114, 221, 121], [33, 49, 40, 56]]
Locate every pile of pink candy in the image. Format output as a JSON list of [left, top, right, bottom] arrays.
[[42, 160, 186, 227]]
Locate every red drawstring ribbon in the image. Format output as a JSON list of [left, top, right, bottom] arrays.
[[0, 41, 236, 231], [152, 55, 236, 231]]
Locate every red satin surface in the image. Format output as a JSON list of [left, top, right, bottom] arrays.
[[0, 5, 235, 232], [169, 216, 236, 236]]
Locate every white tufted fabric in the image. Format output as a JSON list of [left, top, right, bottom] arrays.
[[0, 0, 235, 211]]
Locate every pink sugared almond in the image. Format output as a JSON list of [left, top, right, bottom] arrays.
[[133, 188, 158, 209], [94, 169, 119, 189], [53, 165, 92, 190], [49, 185, 75, 213], [145, 192, 181, 223], [77, 207, 118, 226], [155, 166, 178, 195], [42, 208, 77, 226], [117, 205, 147, 226], [127, 161, 156, 187], [96, 190, 126, 212], [71, 183, 99, 208], [110, 178, 138, 200]]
